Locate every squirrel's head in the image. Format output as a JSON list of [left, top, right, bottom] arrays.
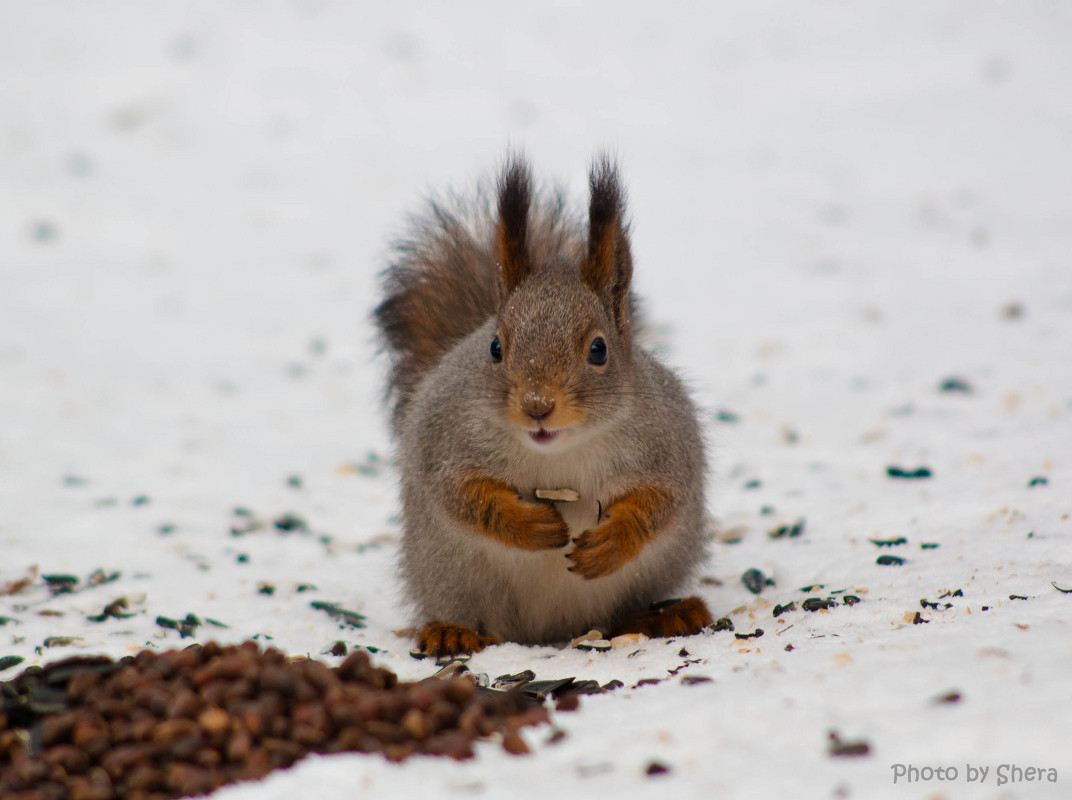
[[489, 155, 635, 452]]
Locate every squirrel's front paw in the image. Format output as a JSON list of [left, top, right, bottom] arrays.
[[417, 621, 499, 658], [511, 499, 571, 550], [567, 521, 638, 579]]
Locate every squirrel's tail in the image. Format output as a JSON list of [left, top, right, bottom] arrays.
[[373, 158, 582, 429]]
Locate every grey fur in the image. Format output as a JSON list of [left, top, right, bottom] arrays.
[[377, 157, 707, 644]]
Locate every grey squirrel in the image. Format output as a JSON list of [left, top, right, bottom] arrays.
[[374, 154, 712, 657]]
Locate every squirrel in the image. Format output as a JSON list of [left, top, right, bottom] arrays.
[[373, 154, 713, 658]]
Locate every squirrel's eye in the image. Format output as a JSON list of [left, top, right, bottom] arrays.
[[490, 336, 502, 363], [588, 336, 608, 366]]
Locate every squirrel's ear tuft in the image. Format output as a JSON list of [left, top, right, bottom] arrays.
[[496, 155, 532, 297], [584, 154, 633, 343]]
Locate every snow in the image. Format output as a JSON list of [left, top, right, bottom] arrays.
[[2, 2, 1071, 798]]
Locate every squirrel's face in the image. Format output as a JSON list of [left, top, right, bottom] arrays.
[[489, 268, 631, 452], [485, 154, 634, 453]]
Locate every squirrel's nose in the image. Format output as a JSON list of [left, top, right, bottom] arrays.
[[522, 396, 555, 423]]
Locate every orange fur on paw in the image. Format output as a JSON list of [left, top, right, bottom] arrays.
[[611, 596, 713, 638], [454, 469, 570, 551], [567, 520, 635, 579], [416, 621, 499, 658], [566, 484, 676, 580]]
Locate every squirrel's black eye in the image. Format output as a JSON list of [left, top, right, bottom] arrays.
[[588, 336, 608, 366], [490, 336, 502, 363]]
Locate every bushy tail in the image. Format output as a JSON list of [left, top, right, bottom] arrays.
[[373, 197, 498, 428]]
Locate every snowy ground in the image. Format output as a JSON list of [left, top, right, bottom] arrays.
[[2, 2, 1071, 798]]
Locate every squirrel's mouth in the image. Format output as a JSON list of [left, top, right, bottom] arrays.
[[529, 429, 559, 445]]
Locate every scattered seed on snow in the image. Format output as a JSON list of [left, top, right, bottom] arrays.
[[741, 568, 773, 594], [828, 731, 871, 758], [869, 536, 907, 547], [886, 466, 932, 479], [773, 602, 797, 617]]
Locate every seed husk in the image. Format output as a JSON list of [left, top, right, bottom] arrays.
[[533, 488, 580, 502]]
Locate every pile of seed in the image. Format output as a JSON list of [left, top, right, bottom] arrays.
[[0, 642, 548, 800]]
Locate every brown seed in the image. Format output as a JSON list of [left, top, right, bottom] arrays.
[[456, 704, 483, 735], [168, 733, 205, 761], [262, 737, 305, 769], [295, 658, 340, 695], [336, 650, 371, 679], [0, 728, 26, 759], [331, 727, 379, 753], [85, 765, 114, 796], [67, 671, 100, 704], [12, 756, 52, 784], [258, 663, 298, 696], [151, 718, 199, 743], [501, 731, 529, 755], [132, 686, 168, 717], [383, 742, 416, 762], [107, 718, 135, 746], [200, 678, 230, 708], [165, 762, 214, 796], [165, 689, 200, 719], [292, 700, 328, 729], [40, 711, 79, 747], [354, 696, 381, 723], [173, 646, 204, 671], [291, 724, 326, 746], [43, 744, 90, 774], [268, 714, 289, 738], [238, 747, 271, 780], [124, 762, 163, 792], [433, 730, 474, 760], [510, 706, 550, 730], [129, 715, 156, 742], [71, 719, 110, 759], [405, 684, 439, 712], [47, 762, 69, 785], [401, 708, 428, 740], [192, 746, 222, 769], [223, 678, 256, 705], [94, 699, 130, 720], [378, 694, 409, 723], [100, 744, 148, 781], [327, 701, 364, 729], [197, 707, 230, 735], [67, 775, 112, 800], [225, 729, 252, 763], [554, 691, 580, 712], [106, 665, 142, 694], [365, 720, 405, 745]]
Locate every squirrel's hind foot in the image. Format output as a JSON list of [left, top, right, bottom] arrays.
[[611, 596, 713, 639], [417, 621, 500, 658]]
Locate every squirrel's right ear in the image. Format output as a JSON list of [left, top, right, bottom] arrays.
[[583, 155, 633, 346], [496, 156, 532, 298]]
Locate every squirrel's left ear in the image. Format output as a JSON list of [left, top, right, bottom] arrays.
[[583, 155, 633, 347], [496, 155, 533, 300]]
